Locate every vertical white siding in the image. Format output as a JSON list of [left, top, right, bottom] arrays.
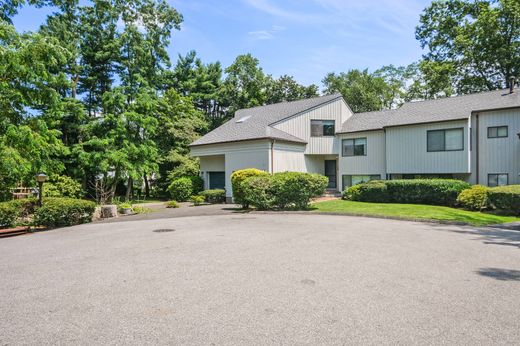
[[477, 108, 520, 185], [190, 140, 271, 198], [272, 142, 307, 172], [199, 155, 225, 171], [272, 98, 352, 154], [338, 131, 386, 178], [386, 120, 470, 174]]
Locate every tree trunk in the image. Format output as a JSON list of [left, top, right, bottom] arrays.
[[125, 176, 133, 201], [144, 174, 150, 198]]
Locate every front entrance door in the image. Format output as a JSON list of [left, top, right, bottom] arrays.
[[324, 160, 337, 189], [209, 172, 225, 190]]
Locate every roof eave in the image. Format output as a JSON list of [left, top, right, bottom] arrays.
[[190, 137, 307, 148]]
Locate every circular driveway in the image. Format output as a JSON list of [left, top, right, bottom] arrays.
[[1, 214, 519, 345]]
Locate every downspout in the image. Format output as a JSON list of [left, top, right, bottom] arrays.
[[271, 139, 275, 174], [475, 113, 479, 184]]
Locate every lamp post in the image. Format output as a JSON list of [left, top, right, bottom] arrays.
[[35, 173, 48, 207]]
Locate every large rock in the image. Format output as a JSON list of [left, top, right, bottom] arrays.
[[100, 205, 118, 218]]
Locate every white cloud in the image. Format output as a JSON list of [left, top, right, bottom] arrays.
[[248, 24, 286, 40]]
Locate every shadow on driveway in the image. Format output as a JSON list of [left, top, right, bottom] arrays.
[[96, 203, 247, 224], [476, 268, 520, 281]]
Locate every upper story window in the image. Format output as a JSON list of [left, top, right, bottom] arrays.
[[342, 138, 367, 156], [487, 126, 508, 138], [427, 128, 464, 152], [311, 120, 335, 137]]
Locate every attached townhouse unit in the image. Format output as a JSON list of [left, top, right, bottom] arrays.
[[190, 87, 520, 202]]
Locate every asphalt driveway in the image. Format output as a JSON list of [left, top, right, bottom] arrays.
[[1, 214, 519, 345]]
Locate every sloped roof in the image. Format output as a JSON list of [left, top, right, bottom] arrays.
[[190, 93, 343, 146], [340, 88, 520, 133]]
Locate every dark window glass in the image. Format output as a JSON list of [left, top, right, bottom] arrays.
[[311, 120, 335, 137], [322, 121, 335, 136], [342, 174, 380, 190], [487, 126, 508, 138], [209, 172, 225, 190], [342, 138, 366, 156], [488, 174, 508, 187], [427, 128, 463, 151]]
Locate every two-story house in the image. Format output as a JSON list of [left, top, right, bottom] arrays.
[[190, 87, 520, 202]]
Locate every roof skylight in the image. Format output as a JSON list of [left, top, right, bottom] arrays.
[[235, 115, 252, 123]]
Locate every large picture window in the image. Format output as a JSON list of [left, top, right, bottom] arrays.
[[487, 126, 508, 138], [427, 128, 463, 152], [311, 120, 335, 137], [488, 174, 508, 187], [342, 138, 367, 156]]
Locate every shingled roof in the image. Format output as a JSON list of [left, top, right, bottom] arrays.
[[340, 88, 520, 133], [190, 93, 343, 146]]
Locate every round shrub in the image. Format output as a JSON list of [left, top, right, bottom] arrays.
[[241, 175, 276, 210], [168, 176, 203, 202], [271, 172, 328, 209], [190, 195, 205, 206], [344, 181, 388, 202], [33, 198, 96, 228], [165, 200, 179, 208], [0, 201, 20, 228], [457, 185, 489, 211], [43, 175, 84, 198], [200, 189, 226, 204], [231, 169, 269, 208]]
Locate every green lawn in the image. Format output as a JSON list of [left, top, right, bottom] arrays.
[[312, 200, 520, 226]]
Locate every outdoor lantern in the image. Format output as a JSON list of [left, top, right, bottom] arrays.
[[34, 173, 48, 207]]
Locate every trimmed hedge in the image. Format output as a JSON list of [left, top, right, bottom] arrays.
[[168, 176, 204, 202], [0, 201, 20, 228], [271, 172, 328, 209], [240, 171, 328, 210], [457, 185, 489, 211], [33, 198, 96, 228], [343, 181, 388, 203], [200, 189, 226, 204], [487, 185, 520, 215], [231, 169, 269, 208], [241, 175, 275, 210], [344, 179, 471, 206]]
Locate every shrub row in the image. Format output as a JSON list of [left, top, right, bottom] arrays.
[[0, 198, 96, 229], [200, 189, 226, 204], [344, 179, 471, 207], [233, 170, 328, 210], [33, 198, 97, 228], [457, 184, 520, 215]]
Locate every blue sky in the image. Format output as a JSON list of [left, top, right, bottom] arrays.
[[13, 0, 432, 88]]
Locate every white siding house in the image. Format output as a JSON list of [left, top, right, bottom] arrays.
[[190, 88, 520, 201]]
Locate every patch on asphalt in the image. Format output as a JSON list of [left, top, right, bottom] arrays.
[[153, 228, 176, 233], [300, 279, 316, 285]]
